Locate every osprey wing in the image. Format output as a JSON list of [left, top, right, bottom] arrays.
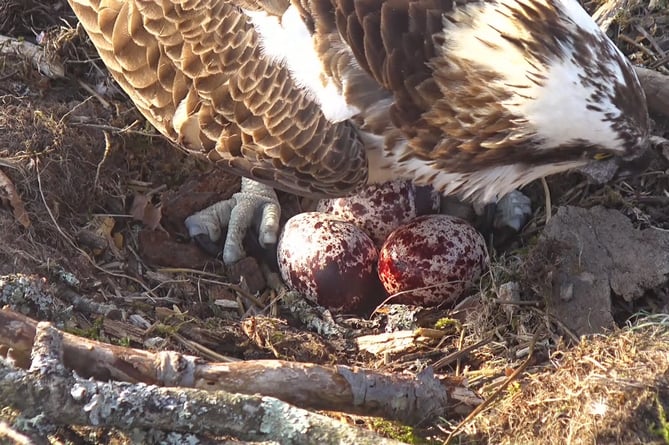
[[67, 0, 369, 197]]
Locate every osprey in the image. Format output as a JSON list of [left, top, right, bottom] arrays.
[[67, 0, 650, 263]]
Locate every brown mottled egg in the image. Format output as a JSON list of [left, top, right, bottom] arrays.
[[277, 212, 383, 313], [317, 180, 440, 247], [378, 215, 487, 306]]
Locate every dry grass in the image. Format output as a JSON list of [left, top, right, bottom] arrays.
[[469, 314, 669, 445]]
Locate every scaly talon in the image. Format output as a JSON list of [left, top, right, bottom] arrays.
[[494, 190, 532, 231], [185, 178, 280, 264]]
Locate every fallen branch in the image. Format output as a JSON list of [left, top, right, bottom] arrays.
[[0, 35, 64, 79], [0, 308, 480, 425], [2, 322, 405, 444], [634, 67, 669, 119]]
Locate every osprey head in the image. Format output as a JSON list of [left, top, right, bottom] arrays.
[[411, 0, 650, 202]]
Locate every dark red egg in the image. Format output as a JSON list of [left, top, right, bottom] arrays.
[[317, 180, 440, 247], [277, 212, 383, 313], [378, 215, 487, 306]]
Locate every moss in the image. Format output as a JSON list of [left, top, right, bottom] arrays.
[[66, 317, 104, 340], [153, 323, 182, 336], [611, 8, 632, 27], [114, 337, 131, 347], [270, 331, 287, 343], [434, 318, 461, 332], [651, 395, 669, 444], [369, 419, 429, 444], [506, 381, 522, 397]]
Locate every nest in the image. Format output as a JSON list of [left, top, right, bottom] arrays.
[[0, 0, 668, 443]]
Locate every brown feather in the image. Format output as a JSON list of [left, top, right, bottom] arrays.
[[67, 0, 649, 202], [67, 0, 368, 198]]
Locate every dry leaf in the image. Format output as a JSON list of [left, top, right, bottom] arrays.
[[0, 169, 30, 228], [130, 193, 163, 230], [95, 216, 122, 258], [78, 216, 123, 258]]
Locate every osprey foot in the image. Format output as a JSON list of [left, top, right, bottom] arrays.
[[494, 190, 533, 232], [185, 178, 280, 264]]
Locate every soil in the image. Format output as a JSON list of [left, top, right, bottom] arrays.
[[0, 1, 668, 444]]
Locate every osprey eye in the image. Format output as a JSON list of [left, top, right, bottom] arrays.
[[593, 152, 613, 161]]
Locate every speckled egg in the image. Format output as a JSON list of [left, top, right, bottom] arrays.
[[317, 180, 440, 247], [378, 215, 487, 306], [277, 212, 383, 313]]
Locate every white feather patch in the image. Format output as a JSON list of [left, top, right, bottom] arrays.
[[443, 0, 628, 153], [173, 93, 203, 150], [244, 6, 359, 123], [366, 135, 587, 202], [521, 55, 625, 151], [397, 155, 587, 202]]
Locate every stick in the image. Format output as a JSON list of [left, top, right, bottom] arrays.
[[0, 308, 478, 425], [0, 35, 64, 78], [1, 322, 406, 445], [634, 67, 669, 119]]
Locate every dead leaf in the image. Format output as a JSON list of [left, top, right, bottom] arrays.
[[0, 169, 30, 228], [95, 216, 116, 238], [95, 216, 122, 258], [78, 216, 123, 258], [130, 193, 163, 230], [113, 232, 124, 250]]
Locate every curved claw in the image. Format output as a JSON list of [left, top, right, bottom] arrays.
[[184, 178, 281, 264], [191, 233, 222, 257]]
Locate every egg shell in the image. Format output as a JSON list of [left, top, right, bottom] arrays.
[[277, 212, 383, 313], [317, 180, 440, 247], [378, 215, 487, 306]]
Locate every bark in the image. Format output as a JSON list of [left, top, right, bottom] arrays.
[[634, 67, 669, 119], [1, 322, 406, 445], [0, 308, 480, 425], [0, 35, 64, 78]]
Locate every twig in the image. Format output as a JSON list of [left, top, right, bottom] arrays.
[[633, 24, 666, 58], [34, 160, 159, 298], [528, 306, 580, 344], [618, 34, 656, 59], [541, 177, 552, 224], [68, 121, 155, 137], [444, 335, 537, 444], [77, 79, 111, 109], [432, 337, 493, 372], [157, 267, 265, 309], [94, 131, 113, 190]]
